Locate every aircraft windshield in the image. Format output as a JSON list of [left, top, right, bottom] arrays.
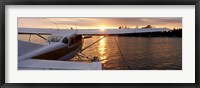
[[47, 36, 63, 42]]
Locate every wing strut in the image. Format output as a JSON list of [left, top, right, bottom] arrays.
[[28, 34, 31, 42], [36, 34, 47, 40]]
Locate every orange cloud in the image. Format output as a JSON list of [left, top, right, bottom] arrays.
[[18, 17, 182, 29]]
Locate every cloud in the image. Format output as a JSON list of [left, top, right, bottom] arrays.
[[18, 17, 182, 29]]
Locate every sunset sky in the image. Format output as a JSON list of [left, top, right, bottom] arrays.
[[18, 17, 182, 29]]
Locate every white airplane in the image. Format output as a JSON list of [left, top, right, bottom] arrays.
[[18, 28, 169, 70]]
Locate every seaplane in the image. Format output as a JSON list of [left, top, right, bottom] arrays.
[[18, 27, 169, 70]]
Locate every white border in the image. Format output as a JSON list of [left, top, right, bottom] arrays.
[[5, 5, 195, 83]]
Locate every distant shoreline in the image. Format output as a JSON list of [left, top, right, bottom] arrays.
[[113, 29, 182, 37]]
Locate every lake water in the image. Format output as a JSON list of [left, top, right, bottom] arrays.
[[81, 36, 182, 70], [18, 35, 182, 70]]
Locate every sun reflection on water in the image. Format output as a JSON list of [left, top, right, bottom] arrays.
[[98, 36, 108, 63]]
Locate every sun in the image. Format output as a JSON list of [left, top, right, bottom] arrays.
[[100, 25, 106, 31]]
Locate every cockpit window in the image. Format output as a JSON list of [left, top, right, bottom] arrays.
[[69, 35, 82, 46], [47, 36, 63, 42], [62, 37, 68, 44]]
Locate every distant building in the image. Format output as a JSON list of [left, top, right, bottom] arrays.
[[119, 26, 122, 29], [142, 25, 154, 29], [118, 26, 130, 29], [136, 25, 139, 28]]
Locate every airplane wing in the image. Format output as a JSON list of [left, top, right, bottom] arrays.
[[76, 28, 168, 35], [18, 28, 169, 35], [18, 28, 55, 35]]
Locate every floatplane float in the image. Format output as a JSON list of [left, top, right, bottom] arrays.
[[18, 28, 169, 70]]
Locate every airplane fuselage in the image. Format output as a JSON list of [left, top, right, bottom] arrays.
[[32, 40, 83, 60], [20, 34, 84, 61]]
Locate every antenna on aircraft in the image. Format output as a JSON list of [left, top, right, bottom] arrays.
[[75, 24, 77, 29], [73, 23, 77, 29], [65, 24, 69, 30], [54, 23, 59, 30], [42, 18, 59, 30]]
